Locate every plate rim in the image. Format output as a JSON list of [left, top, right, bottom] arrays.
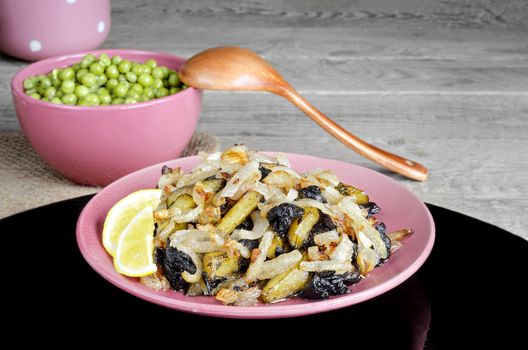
[[77, 152, 435, 319]]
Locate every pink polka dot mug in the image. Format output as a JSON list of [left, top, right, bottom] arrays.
[[0, 0, 110, 61]]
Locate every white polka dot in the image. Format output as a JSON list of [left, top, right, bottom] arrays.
[[97, 21, 105, 33], [66, 0, 77, 4], [29, 40, 42, 52]]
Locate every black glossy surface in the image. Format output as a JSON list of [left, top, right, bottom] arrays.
[[3, 195, 527, 346]]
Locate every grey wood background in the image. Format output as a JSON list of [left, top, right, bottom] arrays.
[[1, 0, 527, 239]]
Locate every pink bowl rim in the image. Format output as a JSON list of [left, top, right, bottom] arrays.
[[77, 152, 436, 319], [11, 48, 199, 112]]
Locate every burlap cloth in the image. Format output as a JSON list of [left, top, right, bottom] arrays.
[[0, 131, 219, 219]]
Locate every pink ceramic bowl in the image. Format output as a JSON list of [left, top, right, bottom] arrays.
[[0, 0, 110, 61], [77, 153, 435, 318], [11, 49, 203, 186]]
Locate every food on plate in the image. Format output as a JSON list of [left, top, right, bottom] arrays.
[[103, 145, 413, 305], [22, 53, 187, 106]]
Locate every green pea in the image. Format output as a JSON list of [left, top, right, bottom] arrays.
[[138, 73, 153, 87], [146, 59, 157, 68], [182, 84, 188, 89], [51, 68, 60, 79], [78, 99, 91, 106], [99, 53, 111, 66], [60, 80, 75, 94], [76, 68, 89, 81], [129, 83, 143, 94], [56, 90, 63, 98], [152, 67, 164, 79], [168, 73, 180, 87], [74, 85, 90, 98], [29, 93, 41, 99], [62, 93, 78, 105], [44, 87, 57, 98], [143, 87, 155, 99], [138, 95, 149, 102], [81, 73, 96, 88], [114, 82, 129, 97], [125, 71, 137, 83], [98, 87, 109, 95], [131, 64, 142, 75], [25, 88, 37, 95], [96, 74, 108, 86], [81, 54, 95, 68], [50, 76, 61, 88], [124, 97, 137, 104], [159, 66, 169, 78], [127, 91, 141, 100], [106, 78, 118, 91], [59, 67, 75, 81], [23, 78, 35, 90], [100, 94, 112, 105], [151, 78, 163, 90], [39, 77, 52, 89], [105, 65, 119, 79], [117, 74, 128, 82], [85, 93, 100, 106], [111, 98, 124, 105], [118, 60, 131, 73], [41, 77, 52, 88], [50, 97, 63, 104], [89, 62, 105, 75], [141, 64, 151, 75], [37, 74, 46, 81], [156, 87, 169, 98], [111, 55, 122, 65], [169, 87, 181, 95]]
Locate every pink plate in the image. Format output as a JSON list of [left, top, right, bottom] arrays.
[[77, 153, 435, 318]]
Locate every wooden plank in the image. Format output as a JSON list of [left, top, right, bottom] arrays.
[[102, 0, 528, 62], [272, 58, 528, 93], [104, 8, 528, 59], [111, 0, 528, 30], [103, 27, 528, 63]]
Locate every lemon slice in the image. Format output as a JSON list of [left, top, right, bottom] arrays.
[[114, 206, 157, 277], [102, 189, 162, 257]]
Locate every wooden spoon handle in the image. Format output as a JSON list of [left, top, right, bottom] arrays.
[[278, 88, 428, 181]]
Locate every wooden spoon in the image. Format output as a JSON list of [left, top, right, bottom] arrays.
[[179, 46, 428, 181]]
